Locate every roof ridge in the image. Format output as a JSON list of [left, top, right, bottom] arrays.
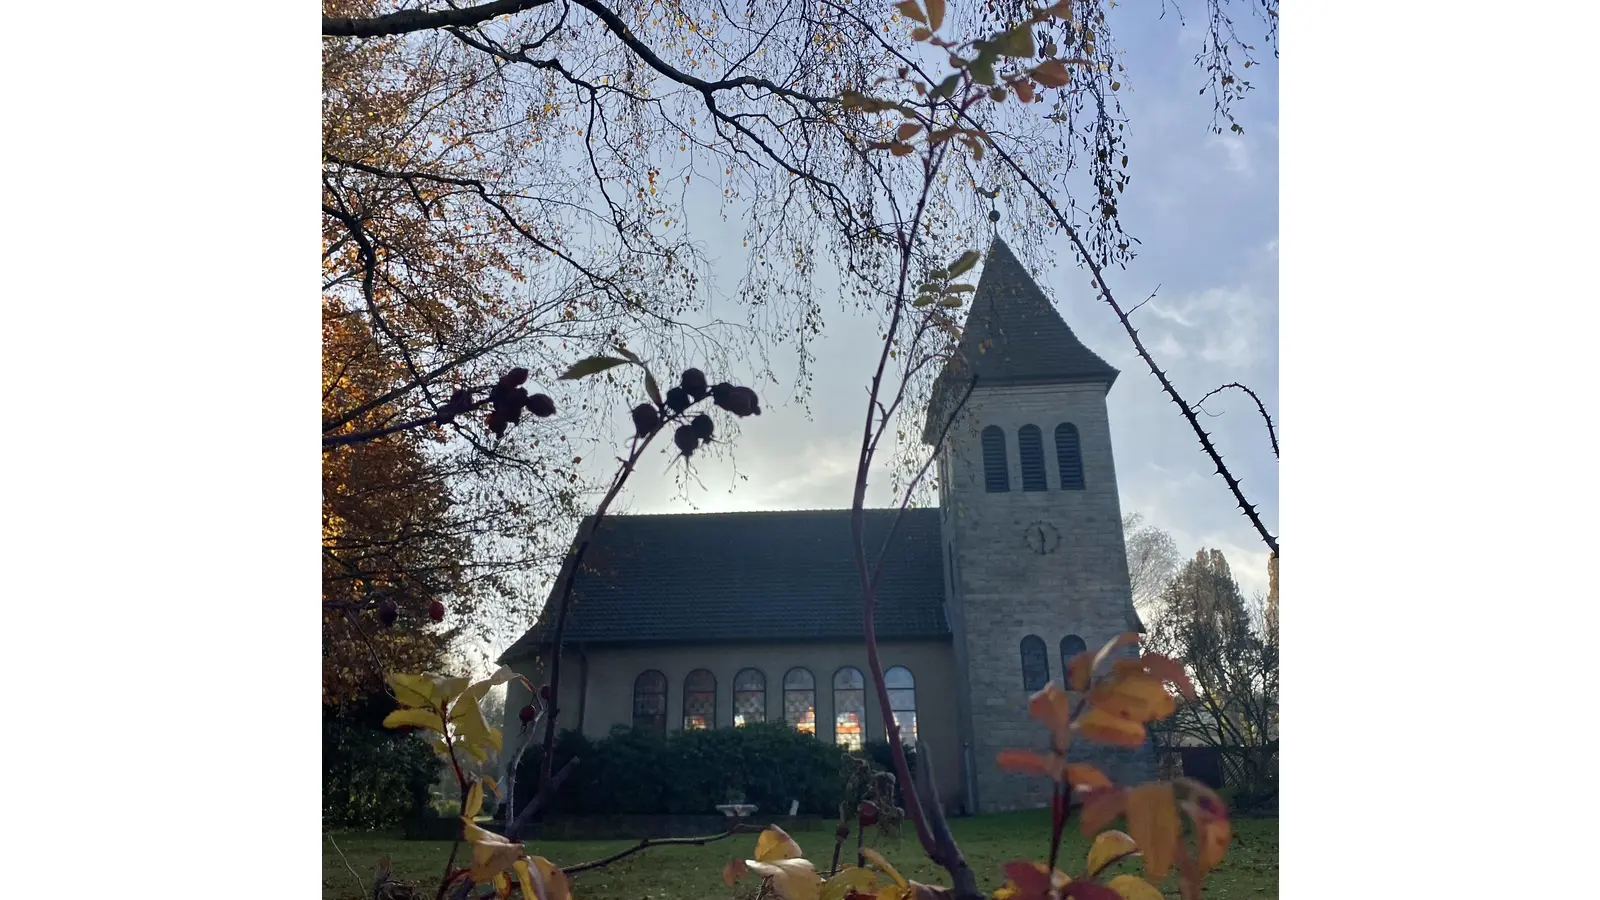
[[590, 506, 936, 519]]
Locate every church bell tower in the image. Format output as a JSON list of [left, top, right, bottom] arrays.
[[925, 238, 1152, 814]]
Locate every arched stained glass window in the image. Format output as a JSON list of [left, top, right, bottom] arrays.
[[885, 666, 917, 746], [683, 669, 716, 730], [834, 667, 866, 750], [633, 670, 667, 735], [784, 667, 816, 734], [733, 668, 766, 726]]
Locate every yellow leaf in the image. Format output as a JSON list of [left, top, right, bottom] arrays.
[[382, 708, 446, 734], [755, 825, 804, 861], [926, 0, 945, 30], [492, 872, 511, 900], [1125, 783, 1179, 882], [1086, 830, 1139, 877], [450, 692, 504, 756], [894, 1, 926, 24], [512, 858, 540, 900], [897, 123, 922, 141], [471, 840, 524, 883], [1106, 875, 1163, 900], [861, 848, 907, 888], [464, 779, 484, 819], [746, 859, 823, 900], [823, 866, 878, 900], [386, 673, 440, 709], [462, 666, 522, 706], [1066, 650, 1094, 691], [530, 856, 570, 900], [1079, 787, 1127, 836]]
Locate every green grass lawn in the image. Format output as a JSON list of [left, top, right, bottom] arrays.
[[324, 810, 1277, 899]]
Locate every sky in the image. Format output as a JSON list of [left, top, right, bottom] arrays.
[[471, 8, 1280, 667]]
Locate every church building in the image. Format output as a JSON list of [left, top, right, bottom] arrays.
[[499, 238, 1151, 814]]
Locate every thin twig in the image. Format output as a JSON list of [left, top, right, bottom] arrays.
[[325, 833, 368, 900], [561, 824, 754, 875]]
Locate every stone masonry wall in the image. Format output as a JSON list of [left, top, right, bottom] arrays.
[[940, 381, 1154, 813]]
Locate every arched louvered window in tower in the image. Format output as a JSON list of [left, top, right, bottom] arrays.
[[982, 425, 1010, 492], [1018, 424, 1047, 491], [1020, 635, 1050, 691], [632, 670, 668, 735], [885, 666, 917, 746], [833, 667, 866, 750], [733, 668, 766, 726], [1060, 635, 1088, 687], [784, 667, 817, 734], [1055, 423, 1085, 491], [683, 669, 717, 730]]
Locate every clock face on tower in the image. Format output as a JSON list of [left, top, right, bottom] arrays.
[[1024, 520, 1061, 555]]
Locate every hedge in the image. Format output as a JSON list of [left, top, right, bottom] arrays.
[[509, 724, 916, 818], [323, 698, 444, 830]]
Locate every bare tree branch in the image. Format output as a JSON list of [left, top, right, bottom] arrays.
[[323, 0, 557, 39]]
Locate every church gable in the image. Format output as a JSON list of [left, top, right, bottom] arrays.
[[500, 508, 949, 662]]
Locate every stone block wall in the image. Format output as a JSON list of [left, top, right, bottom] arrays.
[[939, 381, 1153, 812]]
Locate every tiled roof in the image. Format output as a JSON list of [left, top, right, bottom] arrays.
[[498, 508, 949, 661], [924, 237, 1119, 441]]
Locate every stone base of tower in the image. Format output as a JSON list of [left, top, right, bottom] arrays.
[[970, 739, 1156, 814]]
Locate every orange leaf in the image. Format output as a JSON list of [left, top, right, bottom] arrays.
[[1138, 653, 1198, 700], [894, 0, 926, 24], [997, 749, 1062, 779], [1027, 682, 1073, 748], [1066, 651, 1094, 692], [724, 858, 749, 887], [1078, 787, 1126, 836], [1093, 633, 1142, 671], [1063, 763, 1110, 790], [1076, 708, 1146, 747], [1031, 60, 1072, 88], [1089, 673, 1176, 724], [1000, 861, 1066, 900], [926, 0, 946, 31], [1124, 783, 1179, 882], [1196, 816, 1231, 873], [889, 142, 915, 157], [1014, 80, 1035, 103], [897, 122, 923, 141], [911, 27, 933, 41]]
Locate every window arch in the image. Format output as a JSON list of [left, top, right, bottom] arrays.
[[783, 667, 816, 734], [885, 666, 917, 746], [733, 668, 766, 726], [981, 425, 1010, 492], [1060, 635, 1088, 687], [833, 667, 866, 750], [683, 669, 717, 730], [1055, 423, 1085, 490], [1018, 425, 1047, 491], [632, 670, 668, 735], [1020, 635, 1050, 691]]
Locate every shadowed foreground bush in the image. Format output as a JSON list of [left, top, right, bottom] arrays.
[[511, 724, 914, 817]]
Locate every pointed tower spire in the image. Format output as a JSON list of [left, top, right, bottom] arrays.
[[922, 237, 1118, 442]]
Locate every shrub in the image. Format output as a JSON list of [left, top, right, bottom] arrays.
[[511, 724, 865, 817], [323, 698, 444, 830]]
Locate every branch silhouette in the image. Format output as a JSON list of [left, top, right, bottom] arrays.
[[1194, 381, 1279, 459]]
